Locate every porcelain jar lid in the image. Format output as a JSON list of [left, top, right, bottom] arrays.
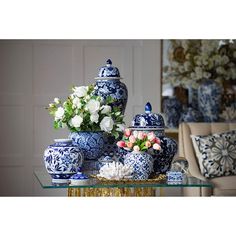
[[49, 139, 76, 148], [130, 102, 165, 130], [95, 59, 122, 79], [70, 168, 89, 180]]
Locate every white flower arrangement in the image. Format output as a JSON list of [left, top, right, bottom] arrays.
[[47, 84, 125, 138], [163, 40, 236, 88]]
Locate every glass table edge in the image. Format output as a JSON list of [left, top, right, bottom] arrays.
[[34, 171, 213, 189]]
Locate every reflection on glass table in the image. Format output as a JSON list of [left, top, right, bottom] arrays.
[[34, 169, 213, 197]]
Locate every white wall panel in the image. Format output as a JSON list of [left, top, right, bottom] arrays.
[[0, 44, 32, 95], [0, 106, 25, 157], [33, 44, 74, 95]]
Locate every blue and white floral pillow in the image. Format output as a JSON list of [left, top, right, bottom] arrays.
[[191, 130, 236, 178]]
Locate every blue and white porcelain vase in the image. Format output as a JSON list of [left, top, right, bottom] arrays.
[[94, 59, 128, 158], [162, 96, 182, 128], [43, 139, 84, 183], [124, 151, 153, 180], [94, 59, 128, 115], [118, 102, 178, 174], [69, 131, 105, 160], [198, 79, 223, 122], [180, 106, 203, 122]]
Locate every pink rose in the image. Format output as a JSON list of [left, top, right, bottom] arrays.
[[129, 135, 136, 143], [148, 132, 155, 142], [137, 131, 145, 140], [154, 137, 161, 144], [127, 142, 133, 149], [117, 141, 126, 148], [145, 141, 151, 148], [133, 145, 140, 152], [124, 128, 131, 137], [153, 143, 161, 150]]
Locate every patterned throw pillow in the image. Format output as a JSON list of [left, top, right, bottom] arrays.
[[191, 130, 236, 178]]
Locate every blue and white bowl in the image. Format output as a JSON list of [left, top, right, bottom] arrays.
[[43, 139, 84, 183]]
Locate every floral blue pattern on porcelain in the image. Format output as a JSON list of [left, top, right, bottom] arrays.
[[94, 59, 128, 158], [131, 102, 165, 130], [69, 168, 90, 185], [94, 59, 128, 114], [69, 131, 105, 160], [180, 107, 203, 122], [43, 139, 84, 183], [98, 59, 120, 77], [198, 79, 222, 122], [162, 96, 182, 128], [124, 151, 153, 180]]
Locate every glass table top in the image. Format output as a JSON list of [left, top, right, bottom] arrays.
[[34, 170, 213, 189]]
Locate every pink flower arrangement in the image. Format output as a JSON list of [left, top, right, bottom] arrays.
[[117, 129, 161, 152]]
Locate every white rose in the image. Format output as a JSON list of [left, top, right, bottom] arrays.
[[100, 116, 114, 132], [72, 97, 82, 109], [73, 86, 88, 98], [55, 107, 64, 120], [90, 113, 99, 123], [71, 115, 83, 128], [54, 97, 60, 104], [86, 99, 100, 114], [101, 105, 112, 114]]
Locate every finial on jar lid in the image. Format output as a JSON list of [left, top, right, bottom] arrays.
[[106, 59, 112, 66], [145, 102, 152, 114]]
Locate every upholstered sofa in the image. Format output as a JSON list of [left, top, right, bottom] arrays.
[[179, 122, 236, 196]]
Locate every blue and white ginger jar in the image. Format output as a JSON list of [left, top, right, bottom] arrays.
[[118, 102, 178, 174], [198, 79, 223, 122], [94, 59, 128, 159], [162, 96, 182, 128], [43, 139, 84, 183], [180, 106, 203, 122], [94, 59, 128, 115], [124, 151, 153, 180], [69, 131, 105, 160]]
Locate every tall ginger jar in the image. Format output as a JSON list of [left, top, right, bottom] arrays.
[[94, 59, 128, 159]]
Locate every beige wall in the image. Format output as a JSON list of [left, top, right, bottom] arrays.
[[0, 40, 164, 196]]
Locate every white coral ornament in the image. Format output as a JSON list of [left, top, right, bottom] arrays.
[[97, 161, 133, 180]]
